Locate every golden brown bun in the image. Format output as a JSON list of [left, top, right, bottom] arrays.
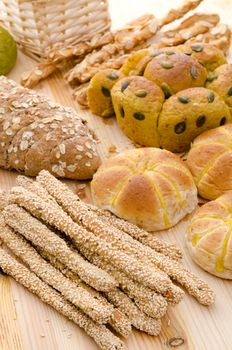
[[187, 124, 232, 200], [144, 52, 207, 96], [206, 64, 232, 114], [158, 87, 231, 153], [91, 148, 198, 231], [111, 76, 164, 147], [87, 69, 124, 117], [186, 192, 232, 279]]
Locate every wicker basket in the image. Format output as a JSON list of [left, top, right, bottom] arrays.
[[0, 0, 111, 57]]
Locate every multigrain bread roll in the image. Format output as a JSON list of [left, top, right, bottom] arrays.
[[0, 76, 100, 179], [206, 64, 232, 114], [187, 124, 232, 200], [111, 76, 164, 147], [158, 87, 231, 153], [91, 148, 198, 231], [186, 192, 232, 279], [143, 52, 207, 97]]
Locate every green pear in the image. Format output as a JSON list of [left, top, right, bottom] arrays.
[[0, 26, 17, 75]]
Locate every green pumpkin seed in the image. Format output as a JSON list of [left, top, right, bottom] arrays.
[[178, 96, 189, 104], [150, 50, 161, 57], [220, 117, 227, 125], [133, 112, 145, 121], [106, 71, 119, 80], [190, 66, 198, 79], [165, 51, 175, 55], [161, 83, 172, 98], [160, 61, 174, 69], [196, 115, 206, 127], [206, 73, 218, 82], [175, 121, 186, 134], [191, 44, 204, 52], [135, 90, 148, 98], [121, 80, 129, 92], [227, 87, 232, 96], [207, 91, 215, 103], [101, 87, 111, 97], [120, 106, 125, 118]]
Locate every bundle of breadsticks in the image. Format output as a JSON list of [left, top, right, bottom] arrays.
[[0, 170, 214, 349], [21, 0, 231, 93]]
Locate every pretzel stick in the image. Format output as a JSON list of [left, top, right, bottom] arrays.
[[36, 171, 214, 305], [9, 187, 172, 293], [0, 247, 125, 350], [3, 204, 117, 293], [0, 218, 114, 324]]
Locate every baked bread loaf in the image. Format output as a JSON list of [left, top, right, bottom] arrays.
[[120, 49, 151, 76], [87, 69, 124, 117], [206, 64, 232, 115], [144, 52, 207, 96], [187, 124, 232, 200], [0, 76, 100, 179], [158, 87, 231, 153], [186, 192, 232, 279], [91, 148, 198, 231], [111, 76, 164, 147]]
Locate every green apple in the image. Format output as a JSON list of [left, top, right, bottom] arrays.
[[0, 26, 17, 75]]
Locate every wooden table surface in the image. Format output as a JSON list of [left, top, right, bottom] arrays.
[[0, 1, 232, 349]]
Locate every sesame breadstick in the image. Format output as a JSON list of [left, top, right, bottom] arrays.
[[0, 219, 114, 324], [36, 171, 214, 305], [3, 204, 117, 292], [35, 246, 132, 338], [37, 170, 182, 260], [10, 187, 172, 293], [0, 247, 125, 350]]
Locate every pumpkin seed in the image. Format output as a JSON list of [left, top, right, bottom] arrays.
[[227, 86, 232, 96], [106, 71, 119, 80], [190, 66, 198, 79], [206, 73, 218, 82], [150, 50, 161, 57], [121, 80, 129, 92], [178, 96, 189, 104], [135, 90, 148, 98], [120, 106, 125, 118], [161, 83, 172, 98], [165, 51, 175, 55], [184, 51, 192, 56], [196, 115, 206, 127], [175, 121, 186, 134], [160, 61, 174, 69], [101, 87, 111, 97], [191, 44, 204, 52], [220, 117, 227, 125], [133, 112, 145, 121], [207, 92, 215, 103]]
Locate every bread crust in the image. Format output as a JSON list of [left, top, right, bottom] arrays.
[[186, 191, 232, 279], [0, 76, 100, 179], [91, 148, 197, 231]]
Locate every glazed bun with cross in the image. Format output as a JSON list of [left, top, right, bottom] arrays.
[[91, 148, 198, 231], [187, 124, 232, 200], [186, 191, 232, 279], [111, 76, 164, 147]]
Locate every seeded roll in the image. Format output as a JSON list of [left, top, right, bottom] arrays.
[[91, 147, 198, 231], [144, 52, 207, 97], [206, 64, 232, 115], [158, 87, 231, 153], [187, 124, 232, 200], [186, 192, 232, 279], [120, 49, 151, 76], [87, 69, 124, 117], [172, 44, 227, 71], [111, 76, 164, 147]]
